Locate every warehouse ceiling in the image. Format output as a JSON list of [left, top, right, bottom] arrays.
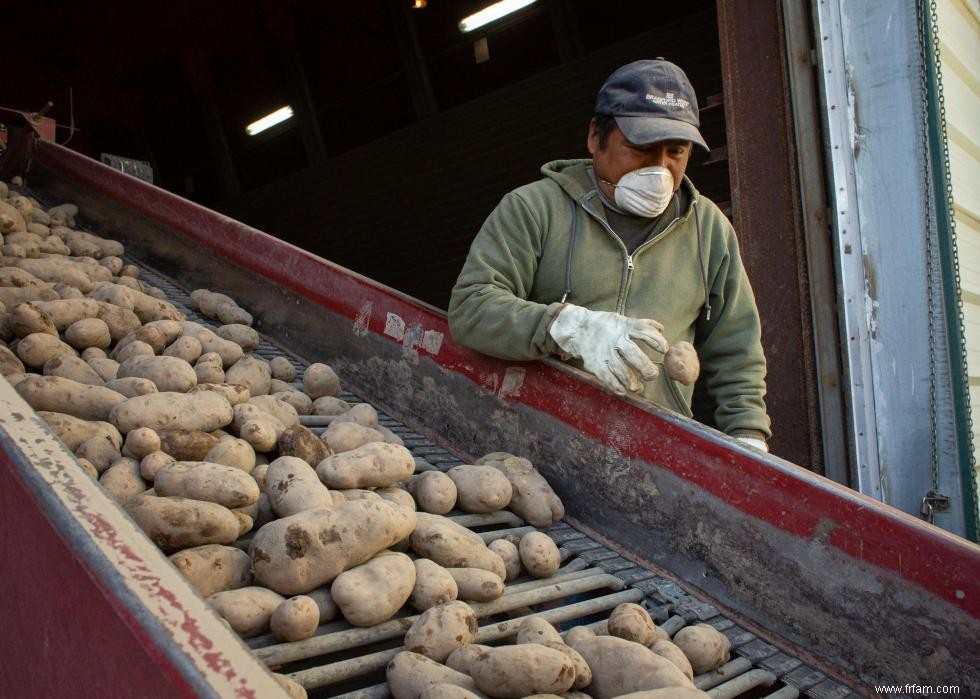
[[9, 0, 715, 205]]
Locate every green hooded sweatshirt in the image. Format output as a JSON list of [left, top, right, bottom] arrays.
[[448, 159, 771, 438]]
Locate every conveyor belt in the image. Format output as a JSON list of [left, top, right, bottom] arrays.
[[125, 258, 860, 699]]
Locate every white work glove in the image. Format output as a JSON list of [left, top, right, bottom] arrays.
[[736, 436, 769, 453], [548, 304, 668, 396]]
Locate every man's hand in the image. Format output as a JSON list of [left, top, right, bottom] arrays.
[[548, 304, 668, 395], [735, 436, 769, 453]]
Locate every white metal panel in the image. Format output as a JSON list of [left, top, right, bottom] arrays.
[[939, 0, 980, 485], [949, 138, 980, 221]]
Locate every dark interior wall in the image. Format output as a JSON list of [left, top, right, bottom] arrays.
[[220, 7, 727, 311]]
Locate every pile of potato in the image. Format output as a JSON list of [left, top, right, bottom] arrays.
[[0, 179, 733, 699]]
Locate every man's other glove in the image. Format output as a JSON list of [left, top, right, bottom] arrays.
[[735, 436, 769, 453], [548, 304, 668, 396]]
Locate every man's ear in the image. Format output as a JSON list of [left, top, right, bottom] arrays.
[[587, 118, 598, 156]]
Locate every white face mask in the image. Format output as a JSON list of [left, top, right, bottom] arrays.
[[605, 166, 675, 218]]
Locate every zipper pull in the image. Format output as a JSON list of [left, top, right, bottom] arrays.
[[627, 255, 634, 271]]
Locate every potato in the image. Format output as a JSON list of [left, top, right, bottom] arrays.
[[571, 636, 694, 697], [250, 499, 416, 595], [16, 332, 76, 368], [516, 616, 563, 645], [272, 674, 307, 699], [5, 257, 99, 292], [207, 586, 285, 638], [312, 395, 350, 415], [38, 411, 121, 451], [651, 639, 694, 681], [411, 514, 507, 580], [178, 321, 243, 367], [306, 587, 338, 624], [338, 488, 382, 502], [114, 340, 155, 363], [204, 436, 256, 473], [563, 625, 596, 647], [0, 344, 25, 375], [117, 355, 197, 393], [110, 391, 234, 433], [519, 532, 560, 578], [331, 402, 379, 428], [671, 624, 731, 674], [418, 684, 482, 699], [98, 458, 148, 503], [90, 282, 183, 323], [664, 341, 700, 385], [217, 323, 259, 351], [410, 558, 459, 611], [96, 301, 142, 342], [387, 651, 482, 699], [270, 595, 320, 642], [447, 568, 504, 602], [321, 421, 385, 454], [154, 429, 218, 461], [123, 427, 161, 459], [331, 551, 416, 626], [272, 389, 312, 415], [607, 603, 665, 647], [86, 357, 120, 382], [0, 266, 45, 287], [99, 255, 124, 275], [169, 544, 253, 597], [445, 644, 493, 675], [302, 362, 340, 399], [153, 461, 260, 508], [76, 457, 99, 479], [377, 486, 415, 510], [139, 450, 176, 481], [77, 435, 123, 473], [404, 600, 478, 662], [316, 442, 414, 489], [447, 465, 513, 513], [469, 645, 576, 698], [542, 641, 592, 690], [477, 454, 564, 527], [487, 538, 521, 581], [188, 382, 249, 405], [408, 471, 457, 514], [252, 463, 270, 490], [266, 455, 334, 516], [43, 355, 105, 386], [8, 302, 57, 337], [105, 376, 157, 397], [32, 298, 102, 330], [17, 374, 126, 421], [125, 494, 241, 552], [270, 356, 296, 382], [163, 335, 203, 364], [248, 394, 299, 427], [225, 355, 271, 396], [195, 359, 225, 384]]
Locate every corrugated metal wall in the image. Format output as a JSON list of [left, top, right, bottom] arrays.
[[937, 0, 980, 495]]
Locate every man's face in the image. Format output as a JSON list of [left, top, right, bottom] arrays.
[[588, 120, 692, 202]]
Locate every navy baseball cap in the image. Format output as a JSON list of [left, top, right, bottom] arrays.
[[594, 58, 709, 152]]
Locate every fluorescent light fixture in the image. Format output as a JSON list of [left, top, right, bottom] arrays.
[[246, 106, 293, 136], [459, 0, 537, 33]]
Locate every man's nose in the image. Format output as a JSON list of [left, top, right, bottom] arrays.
[[644, 145, 668, 167]]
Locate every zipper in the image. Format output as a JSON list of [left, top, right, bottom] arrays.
[[579, 193, 687, 313]]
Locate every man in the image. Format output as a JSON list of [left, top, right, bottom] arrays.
[[448, 59, 771, 451]]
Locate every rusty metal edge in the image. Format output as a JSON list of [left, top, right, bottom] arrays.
[[0, 381, 288, 699]]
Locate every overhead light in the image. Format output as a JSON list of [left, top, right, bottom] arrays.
[[246, 106, 293, 136], [459, 0, 537, 33]]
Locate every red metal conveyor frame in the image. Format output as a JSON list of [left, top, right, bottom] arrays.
[[0, 140, 977, 696]]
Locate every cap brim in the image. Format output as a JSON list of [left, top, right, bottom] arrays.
[[615, 115, 709, 152]]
